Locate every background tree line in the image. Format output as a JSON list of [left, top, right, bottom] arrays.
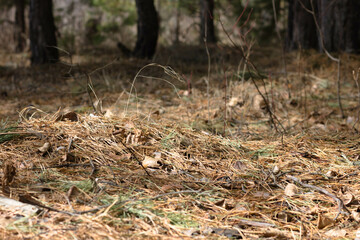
[[0, 0, 359, 66]]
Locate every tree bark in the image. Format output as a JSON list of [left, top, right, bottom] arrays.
[[287, 0, 360, 53], [174, 2, 181, 45], [133, 0, 159, 59], [286, 0, 318, 50], [319, 0, 360, 53], [14, 0, 26, 52], [200, 0, 216, 43], [29, 0, 59, 64]]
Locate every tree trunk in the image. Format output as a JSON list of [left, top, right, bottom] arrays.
[[14, 0, 26, 52], [286, 0, 318, 50], [173, 2, 181, 45], [29, 0, 59, 64], [319, 0, 360, 53], [133, 0, 159, 59], [200, 0, 216, 43]]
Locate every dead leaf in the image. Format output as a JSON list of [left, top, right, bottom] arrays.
[[161, 184, 183, 192], [253, 191, 271, 198], [343, 193, 354, 206], [215, 199, 225, 207], [310, 123, 327, 131], [325, 170, 337, 178], [253, 94, 266, 112], [352, 210, 360, 221], [38, 142, 51, 154], [284, 183, 298, 197], [272, 165, 280, 174], [234, 203, 247, 211], [183, 228, 199, 237], [2, 162, 16, 195], [324, 229, 346, 237], [154, 152, 162, 159], [63, 152, 77, 162], [56, 111, 78, 122], [317, 214, 335, 229], [276, 211, 291, 222], [210, 228, 242, 238], [347, 116, 355, 125], [233, 160, 247, 171], [142, 156, 160, 168], [356, 229, 360, 240], [228, 97, 240, 107], [67, 186, 81, 201]]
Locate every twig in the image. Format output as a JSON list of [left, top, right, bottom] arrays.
[[31, 163, 91, 170], [352, 68, 360, 129], [76, 190, 202, 215], [272, 0, 291, 99], [286, 175, 350, 219], [0, 132, 33, 136], [223, 65, 227, 137], [204, 27, 211, 121], [218, 17, 285, 133], [298, 0, 345, 118], [84, 72, 100, 114], [238, 219, 275, 228]]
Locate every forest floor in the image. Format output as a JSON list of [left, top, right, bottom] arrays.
[[0, 46, 360, 239]]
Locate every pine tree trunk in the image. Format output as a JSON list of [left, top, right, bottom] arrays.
[[29, 0, 59, 64], [319, 0, 360, 53], [14, 0, 26, 52], [174, 2, 180, 45], [286, 0, 318, 50], [200, 0, 216, 43], [133, 0, 159, 59], [287, 0, 360, 53]]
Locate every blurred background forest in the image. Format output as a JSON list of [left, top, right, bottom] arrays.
[[0, 0, 286, 57], [0, 0, 357, 65], [0, 0, 359, 124]]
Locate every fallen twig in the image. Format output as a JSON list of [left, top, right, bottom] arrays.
[[286, 175, 350, 219]]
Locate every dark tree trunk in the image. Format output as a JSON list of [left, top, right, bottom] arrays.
[[200, 0, 216, 43], [14, 0, 26, 52], [133, 0, 159, 59], [286, 0, 318, 50], [29, 0, 59, 64], [319, 0, 360, 53], [173, 2, 181, 45]]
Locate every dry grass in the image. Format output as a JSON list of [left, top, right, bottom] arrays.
[[1, 47, 360, 239]]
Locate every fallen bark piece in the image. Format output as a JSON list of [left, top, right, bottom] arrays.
[[0, 195, 39, 215]]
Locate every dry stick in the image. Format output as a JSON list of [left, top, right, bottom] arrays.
[[204, 20, 211, 121], [272, 0, 291, 99], [223, 66, 227, 137], [85, 72, 102, 114], [218, 19, 285, 133], [286, 175, 350, 220], [120, 141, 150, 176], [77, 190, 203, 215], [299, 0, 345, 118], [0, 132, 33, 136], [271, 0, 291, 130], [31, 163, 91, 170]]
